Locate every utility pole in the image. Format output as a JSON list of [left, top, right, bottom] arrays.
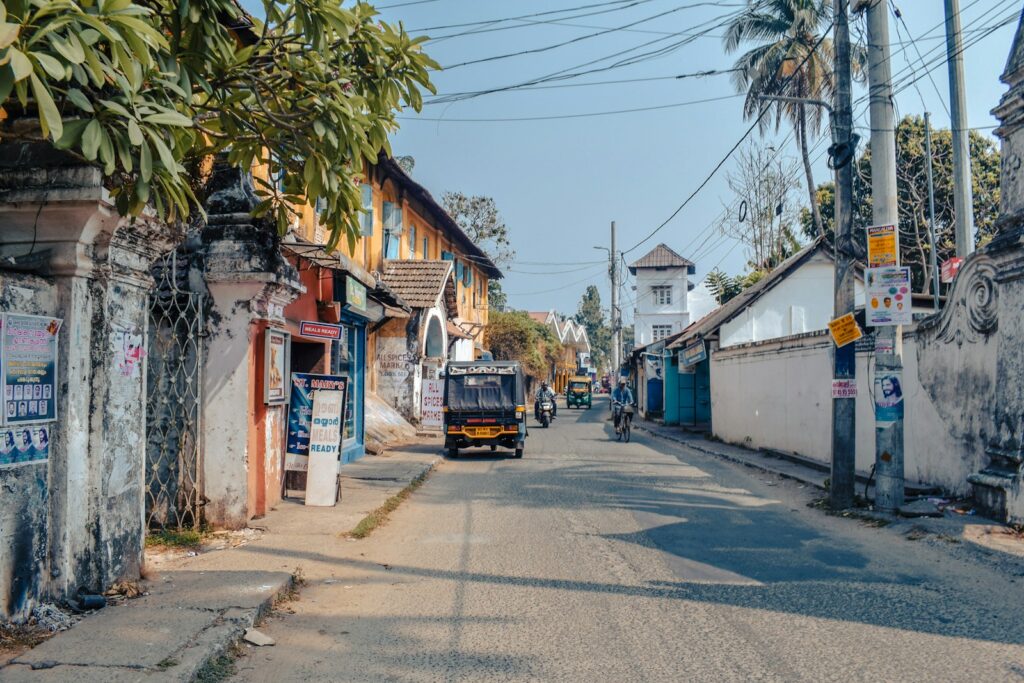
[[610, 221, 620, 378], [831, 0, 858, 511], [924, 112, 941, 311], [944, 0, 976, 257], [866, 0, 904, 513]]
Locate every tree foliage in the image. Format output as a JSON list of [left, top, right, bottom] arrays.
[[575, 285, 610, 371], [0, 0, 437, 251], [705, 268, 765, 305], [485, 310, 563, 381], [799, 115, 1001, 293], [441, 191, 516, 267], [724, 0, 836, 238]]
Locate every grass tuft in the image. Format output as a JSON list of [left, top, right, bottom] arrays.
[[145, 528, 205, 548], [345, 468, 433, 539]]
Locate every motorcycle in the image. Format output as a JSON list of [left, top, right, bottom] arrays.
[[538, 399, 554, 428], [612, 400, 633, 442]]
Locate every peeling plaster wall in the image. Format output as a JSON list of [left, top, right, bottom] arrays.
[[0, 274, 56, 620]]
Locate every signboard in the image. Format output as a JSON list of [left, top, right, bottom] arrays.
[[874, 370, 904, 425], [299, 321, 342, 340], [305, 389, 344, 506], [681, 339, 707, 367], [264, 328, 291, 405], [827, 313, 863, 348], [866, 266, 912, 326], [941, 257, 964, 284], [2, 313, 62, 425], [285, 373, 348, 472], [831, 379, 858, 399], [341, 276, 367, 315], [421, 379, 444, 429], [0, 425, 50, 468], [866, 224, 898, 268]]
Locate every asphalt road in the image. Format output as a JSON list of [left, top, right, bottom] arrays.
[[231, 397, 1024, 682]]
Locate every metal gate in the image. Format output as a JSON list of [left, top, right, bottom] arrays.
[[145, 250, 205, 530]]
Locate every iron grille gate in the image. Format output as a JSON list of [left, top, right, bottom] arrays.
[[145, 250, 204, 530]]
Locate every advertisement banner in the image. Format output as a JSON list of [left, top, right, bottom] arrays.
[[941, 257, 964, 283], [831, 379, 858, 399], [285, 373, 348, 472], [421, 379, 444, 429], [874, 371, 904, 425], [0, 425, 50, 467], [305, 389, 345, 506], [2, 313, 62, 425], [866, 224, 898, 268], [866, 267, 912, 326]]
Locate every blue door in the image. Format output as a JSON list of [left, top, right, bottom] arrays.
[[663, 353, 680, 425], [695, 359, 711, 425]]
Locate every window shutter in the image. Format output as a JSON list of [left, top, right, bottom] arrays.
[[408, 225, 416, 257], [382, 202, 403, 235], [441, 250, 454, 261], [455, 260, 463, 281], [422, 237, 428, 259], [360, 184, 374, 236], [464, 266, 472, 286]]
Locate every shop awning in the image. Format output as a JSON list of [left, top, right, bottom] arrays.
[[447, 320, 473, 341], [280, 238, 375, 290]]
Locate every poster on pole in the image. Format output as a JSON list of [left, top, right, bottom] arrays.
[[305, 389, 345, 506], [420, 379, 444, 429], [874, 370, 904, 425], [2, 313, 62, 426], [866, 267, 912, 326], [285, 373, 348, 472], [827, 313, 863, 348], [866, 224, 898, 268]]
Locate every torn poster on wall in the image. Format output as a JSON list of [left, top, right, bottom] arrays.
[[113, 320, 146, 378]]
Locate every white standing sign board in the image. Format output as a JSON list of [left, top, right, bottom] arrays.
[[421, 379, 444, 429], [305, 390, 344, 506]]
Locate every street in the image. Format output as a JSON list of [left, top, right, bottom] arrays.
[[230, 397, 1024, 682]]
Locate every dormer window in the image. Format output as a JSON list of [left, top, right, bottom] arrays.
[[652, 286, 672, 305]]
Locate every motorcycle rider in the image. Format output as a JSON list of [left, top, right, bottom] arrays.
[[611, 378, 634, 432], [534, 380, 558, 421]]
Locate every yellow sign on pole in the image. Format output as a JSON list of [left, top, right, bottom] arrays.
[[866, 224, 898, 268], [828, 312, 863, 348]]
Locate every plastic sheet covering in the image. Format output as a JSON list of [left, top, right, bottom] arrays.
[[448, 374, 516, 411]]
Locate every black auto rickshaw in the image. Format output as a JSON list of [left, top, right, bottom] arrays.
[[443, 361, 527, 458], [565, 375, 592, 409]]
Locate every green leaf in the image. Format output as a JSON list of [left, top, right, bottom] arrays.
[[0, 22, 19, 50], [49, 35, 84, 65], [9, 48, 32, 81], [31, 51, 65, 80], [29, 72, 62, 141], [139, 140, 152, 181], [142, 111, 193, 127], [82, 119, 102, 160], [66, 87, 93, 112], [54, 118, 89, 150], [127, 118, 143, 145]]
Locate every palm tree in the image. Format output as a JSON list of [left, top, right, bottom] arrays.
[[724, 0, 834, 238]]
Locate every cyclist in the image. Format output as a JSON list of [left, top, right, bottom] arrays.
[[611, 378, 634, 433]]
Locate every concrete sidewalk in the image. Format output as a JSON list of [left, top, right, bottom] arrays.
[[1, 444, 440, 682]]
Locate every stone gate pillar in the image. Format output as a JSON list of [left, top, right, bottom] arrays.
[[0, 145, 178, 608], [199, 166, 302, 528]]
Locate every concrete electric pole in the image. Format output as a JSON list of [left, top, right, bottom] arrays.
[[830, 0, 858, 511], [609, 221, 620, 378], [924, 112, 941, 311], [944, 0, 976, 257], [866, 0, 904, 513]]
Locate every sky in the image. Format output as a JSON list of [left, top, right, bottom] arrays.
[[366, 0, 1020, 324]]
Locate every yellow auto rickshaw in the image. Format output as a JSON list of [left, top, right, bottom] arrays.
[[566, 375, 592, 409]]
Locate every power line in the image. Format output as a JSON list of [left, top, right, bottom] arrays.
[[409, 0, 649, 33], [404, 93, 744, 122]]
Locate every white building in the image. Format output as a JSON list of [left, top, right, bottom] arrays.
[[629, 244, 695, 347]]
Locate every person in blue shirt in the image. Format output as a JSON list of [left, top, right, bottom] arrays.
[[611, 378, 634, 432]]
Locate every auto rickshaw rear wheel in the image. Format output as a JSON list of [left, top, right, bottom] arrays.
[[514, 447, 523, 458], [448, 447, 458, 458]]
